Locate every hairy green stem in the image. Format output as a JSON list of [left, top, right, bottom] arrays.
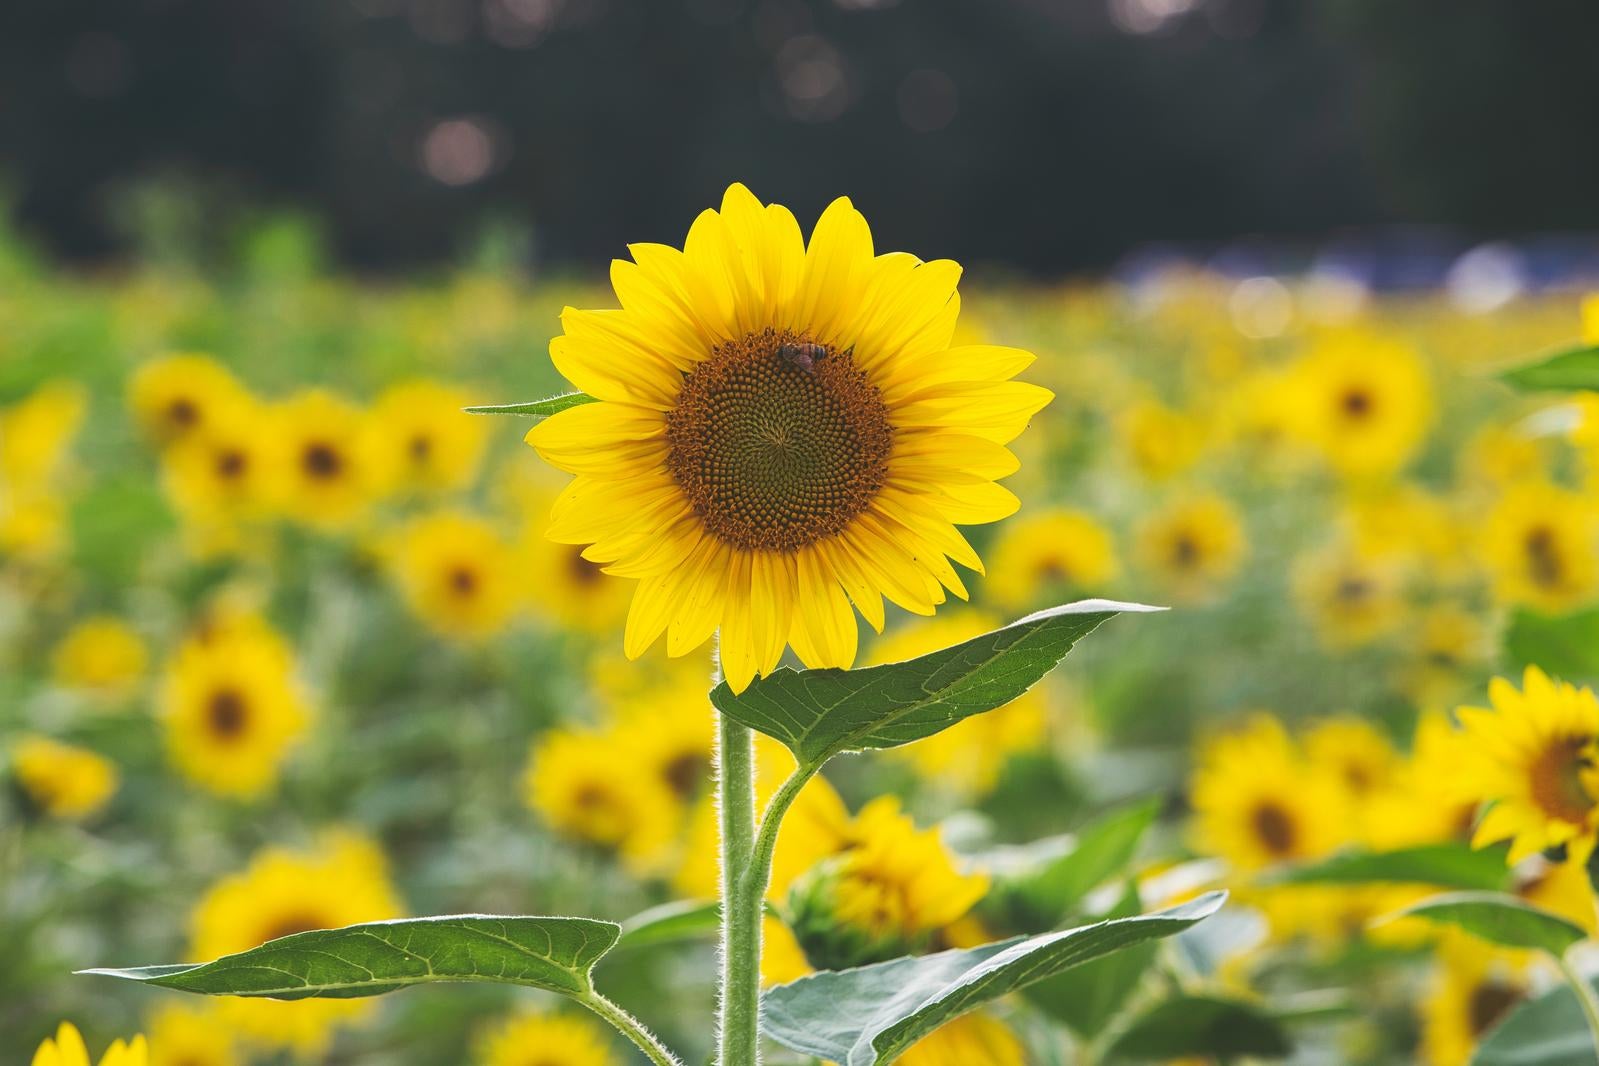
[[1559, 952, 1599, 1065], [718, 710, 760, 1064], [581, 989, 684, 1066], [748, 766, 817, 905]]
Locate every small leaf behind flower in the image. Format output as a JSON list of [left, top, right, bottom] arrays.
[[712, 600, 1162, 769], [1387, 892, 1588, 957], [80, 914, 620, 1000], [760, 891, 1225, 1066], [1499, 344, 1599, 393], [986, 800, 1159, 934], [464, 392, 597, 417], [1104, 994, 1293, 1060], [1270, 843, 1511, 892]]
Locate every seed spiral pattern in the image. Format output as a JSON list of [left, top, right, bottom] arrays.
[[666, 329, 892, 553]]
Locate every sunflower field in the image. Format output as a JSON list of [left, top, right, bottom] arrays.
[[11, 186, 1599, 1066]]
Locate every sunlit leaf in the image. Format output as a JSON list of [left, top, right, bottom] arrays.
[[760, 892, 1225, 1066], [1388, 892, 1587, 957], [1271, 844, 1510, 892], [1023, 885, 1154, 1038], [712, 601, 1162, 769], [1504, 608, 1599, 683], [1499, 344, 1599, 393], [464, 392, 597, 417]]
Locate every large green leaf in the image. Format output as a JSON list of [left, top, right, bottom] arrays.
[[1473, 977, 1599, 1065], [988, 800, 1159, 933], [464, 392, 597, 417], [1024, 885, 1155, 1038], [1499, 344, 1599, 393], [760, 891, 1225, 1066], [81, 914, 620, 999], [1104, 995, 1293, 1060], [1271, 844, 1510, 892], [712, 601, 1161, 769], [1504, 608, 1599, 682], [1390, 892, 1588, 957]]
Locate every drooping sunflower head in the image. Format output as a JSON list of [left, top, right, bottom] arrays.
[[526, 184, 1051, 691], [1458, 665, 1599, 865]]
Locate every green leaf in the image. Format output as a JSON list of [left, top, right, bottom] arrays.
[[616, 900, 720, 951], [1388, 892, 1588, 957], [80, 914, 620, 999], [1104, 995, 1293, 1060], [464, 392, 597, 418], [1024, 885, 1155, 1038], [1271, 843, 1510, 892], [1504, 608, 1599, 683], [989, 800, 1159, 932], [1473, 976, 1599, 1065], [713, 600, 1162, 769], [760, 891, 1225, 1066], [1499, 344, 1599, 393]]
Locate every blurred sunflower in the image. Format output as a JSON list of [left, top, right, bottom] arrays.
[[1366, 711, 1480, 850], [1458, 665, 1599, 864], [476, 1011, 617, 1066], [523, 727, 679, 873], [1304, 717, 1400, 804], [51, 616, 147, 702], [0, 380, 85, 560], [128, 353, 250, 447], [160, 404, 283, 555], [31, 1022, 146, 1066], [898, 1013, 1025, 1066], [611, 682, 715, 805], [1342, 484, 1469, 580], [866, 612, 1047, 795], [1457, 423, 1547, 490], [272, 388, 388, 531], [10, 735, 118, 820], [189, 832, 403, 1054], [787, 795, 989, 970], [1419, 943, 1526, 1066], [983, 508, 1119, 611], [1398, 605, 1495, 708], [372, 378, 488, 495], [386, 510, 521, 641], [145, 1004, 237, 1066], [1480, 481, 1599, 614], [158, 615, 311, 799], [512, 483, 633, 635], [1290, 331, 1432, 479], [526, 183, 1051, 691], [1134, 492, 1246, 605], [1292, 542, 1407, 650], [1116, 397, 1205, 481]]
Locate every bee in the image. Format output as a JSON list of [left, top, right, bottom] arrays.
[[777, 340, 829, 373]]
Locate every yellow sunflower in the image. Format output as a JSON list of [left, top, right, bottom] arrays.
[[523, 726, 680, 873], [865, 613, 1046, 795], [1398, 605, 1495, 708], [371, 378, 488, 495], [1134, 492, 1246, 605], [51, 616, 148, 702], [525, 183, 1051, 692], [271, 389, 388, 531], [1419, 942, 1527, 1066], [983, 508, 1120, 611], [1289, 330, 1433, 479], [160, 402, 283, 555], [610, 678, 716, 805], [1304, 716, 1400, 807], [1291, 541, 1408, 651], [511, 481, 634, 635], [31, 1022, 146, 1066], [1, 381, 86, 561], [158, 615, 311, 799], [1480, 481, 1599, 614], [190, 832, 403, 1054], [11, 735, 118, 820], [476, 1011, 618, 1066], [898, 1013, 1026, 1066], [1366, 711, 1481, 850], [145, 1004, 238, 1066], [127, 353, 251, 447], [386, 510, 522, 641], [1116, 396, 1206, 481], [1458, 665, 1599, 864]]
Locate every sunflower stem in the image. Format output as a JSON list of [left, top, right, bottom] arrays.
[[1559, 951, 1599, 1065], [717, 695, 761, 1064], [581, 989, 684, 1066]]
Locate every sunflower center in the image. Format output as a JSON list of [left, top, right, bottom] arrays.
[[215, 449, 248, 480], [1250, 800, 1298, 856], [448, 565, 480, 598], [663, 751, 709, 799], [206, 688, 249, 740], [408, 433, 433, 462], [666, 329, 892, 553], [566, 548, 604, 585], [302, 442, 343, 480], [1340, 387, 1374, 419], [168, 397, 199, 427], [1524, 525, 1564, 587], [1170, 534, 1200, 569], [1336, 576, 1372, 604], [1469, 979, 1521, 1036], [1529, 734, 1596, 825]]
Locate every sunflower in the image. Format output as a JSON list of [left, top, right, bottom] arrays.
[[386, 510, 522, 641], [127, 353, 251, 447], [51, 616, 147, 702], [525, 184, 1051, 692], [1457, 423, 1547, 490], [1366, 711, 1481, 850], [1398, 605, 1495, 708], [523, 726, 680, 873], [371, 378, 488, 495], [158, 615, 311, 799], [1419, 943, 1527, 1066], [1189, 715, 1350, 873], [865, 613, 1046, 795], [31, 1022, 146, 1066], [476, 1011, 618, 1066], [610, 679, 716, 805], [1, 381, 86, 561], [983, 508, 1120, 611], [190, 832, 403, 1053], [145, 1004, 238, 1066], [898, 1013, 1025, 1066], [1480, 481, 1599, 614], [1289, 330, 1432, 479], [1342, 484, 1470, 579], [160, 402, 283, 554], [1304, 716, 1400, 807], [1116, 397, 1206, 481], [10, 735, 118, 820], [271, 388, 388, 531], [1457, 665, 1599, 864], [1134, 492, 1246, 605], [787, 795, 989, 970], [1291, 541, 1407, 651], [511, 481, 633, 635]]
